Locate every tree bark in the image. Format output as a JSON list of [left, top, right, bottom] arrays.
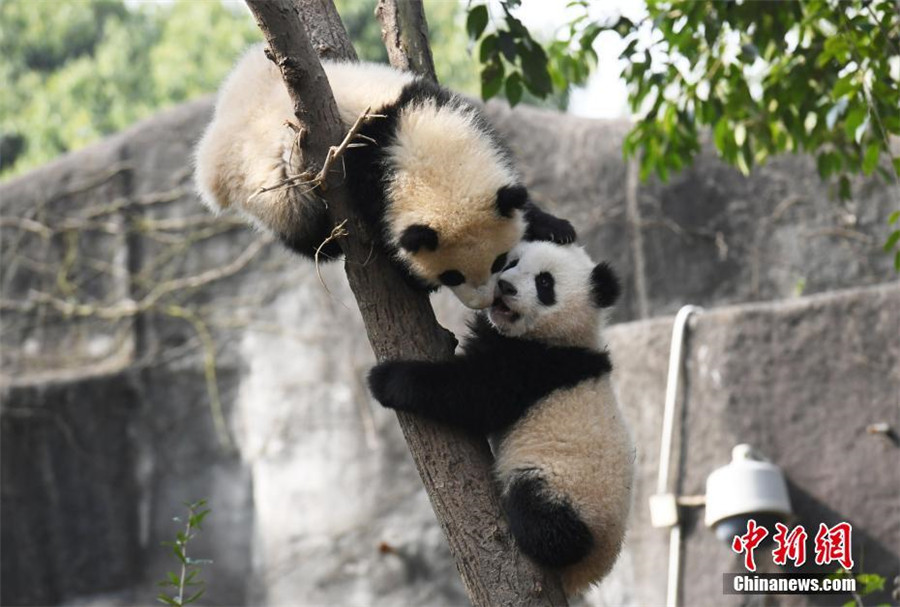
[[245, 1, 568, 605], [375, 0, 438, 80]]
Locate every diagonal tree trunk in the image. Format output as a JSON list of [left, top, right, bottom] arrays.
[[244, 1, 568, 604]]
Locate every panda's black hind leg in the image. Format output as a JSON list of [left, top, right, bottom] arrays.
[[502, 472, 593, 568]]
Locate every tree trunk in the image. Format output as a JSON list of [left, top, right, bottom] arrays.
[[244, 1, 568, 605], [375, 0, 437, 80]]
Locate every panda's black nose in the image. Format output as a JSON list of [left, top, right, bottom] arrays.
[[498, 279, 517, 296]]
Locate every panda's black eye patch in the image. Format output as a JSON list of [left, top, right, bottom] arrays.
[[438, 270, 465, 286], [505, 258, 519, 270], [535, 272, 556, 306], [491, 252, 508, 274]]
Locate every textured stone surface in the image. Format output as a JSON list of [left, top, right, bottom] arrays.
[[1, 96, 897, 606], [1, 378, 140, 605], [605, 282, 900, 607]]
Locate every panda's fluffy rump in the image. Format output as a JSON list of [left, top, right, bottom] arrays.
[[194, 47, 304, 237], [494, 375, 634, 595], [194, 46, 417, 256]]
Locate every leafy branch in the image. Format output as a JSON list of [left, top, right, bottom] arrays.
[[465, 0, 900, 268], [158, 499, 212, 606]]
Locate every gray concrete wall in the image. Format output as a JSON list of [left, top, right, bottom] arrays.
[[604, 283, 899, 607], [1, 98, 897, 606]]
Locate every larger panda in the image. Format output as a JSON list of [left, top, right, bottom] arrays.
[[367, 241, 635, 595], [194, 45, 574, 309]]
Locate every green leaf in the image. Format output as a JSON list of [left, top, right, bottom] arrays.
[[889, 210, 900, 225], [831, 74, 857, 99], [480, 61, 505, 100], [184, 589, 205, 605], [466, 5, 489, 40], [505, 72, 523, 106], [497, 30, 517, 63], [844, 106, 868, 142], [862, 142, 880, 176], [157, 594, 179, 606], [855, 573, 886, 595], [894, 249, 900, 271], [504, 12, 528, 36], [839, 175, 852, 200], [479, 34, 498, 63], [883, 230, 900, 253], [613, 16, 634, 37], [519, 42, 552, 97], [713, 118, 730, 153]]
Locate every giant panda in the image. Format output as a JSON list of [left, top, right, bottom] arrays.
[[194, 45, 575, 309], [367, 240, 634, 596]]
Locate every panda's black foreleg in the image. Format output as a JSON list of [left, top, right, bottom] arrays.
[[523, 202, 577, 244], [367, 358, 530, 435]]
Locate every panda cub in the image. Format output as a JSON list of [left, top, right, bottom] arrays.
[[368, 241, 634, 595], [194, 45, 574, 309]]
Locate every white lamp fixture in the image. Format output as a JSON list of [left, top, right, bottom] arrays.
[[705, 444, 793, 542]]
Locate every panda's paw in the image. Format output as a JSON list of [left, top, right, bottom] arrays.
[[526, 214, 577, 245], [367, 362, 416, 411]]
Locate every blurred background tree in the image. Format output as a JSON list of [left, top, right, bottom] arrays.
[[0, 0, 482, 179], [0, 0, 261, 176]]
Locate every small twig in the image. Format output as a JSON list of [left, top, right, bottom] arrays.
[[312, 107, 378, 190], [250, 108, 384, 200], [314, 220, 351, 309]]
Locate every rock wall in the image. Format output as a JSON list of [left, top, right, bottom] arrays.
[[1, 97, 897, 606]]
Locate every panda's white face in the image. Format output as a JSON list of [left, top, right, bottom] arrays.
[[488, 241, 619, 348]]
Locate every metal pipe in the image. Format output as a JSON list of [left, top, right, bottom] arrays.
[[656, 305, 703, 496], [657, 304, 702, 607]]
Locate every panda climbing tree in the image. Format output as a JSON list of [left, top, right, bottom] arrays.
[[242, 1, 569, 605]]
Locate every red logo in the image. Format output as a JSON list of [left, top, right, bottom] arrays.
[[814, 522, 854, 569], [732, 520, 854, 571], [772, 523, 808, 567], [732, 519, 769, 572]]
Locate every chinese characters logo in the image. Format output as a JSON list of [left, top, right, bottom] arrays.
[[732, 519, 854, 572]]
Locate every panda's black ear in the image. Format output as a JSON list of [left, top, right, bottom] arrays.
[[496, 185, 528, 217], [590, 262, 620, 308], [399, 224, 439, 253]]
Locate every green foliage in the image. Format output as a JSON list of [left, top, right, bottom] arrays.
[[467, 0, 900, 265], [1, 0, 261, 178], [0, 0, 483, 179], [828, 567, 894, 607], [466, 0, 584, 109], [607, 1, 899, 191], [887, 211, 900, 271], [158, 499, 212, 606]]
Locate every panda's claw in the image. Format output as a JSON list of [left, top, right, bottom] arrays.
[[525, 213, 577, 245]]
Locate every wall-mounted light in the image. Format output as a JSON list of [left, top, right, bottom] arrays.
[[705, 444, 793, 543]]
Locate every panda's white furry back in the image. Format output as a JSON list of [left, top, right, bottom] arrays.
[[368, 241, 635, 595], [195, 45, 575, 309]]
